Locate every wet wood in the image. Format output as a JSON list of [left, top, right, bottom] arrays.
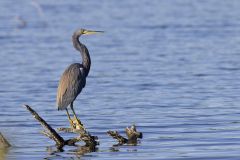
[[0, 132, 11, 148], [57, 127, 85, 134], [24, 104, 98, 149], [24, 104, 142, 151], [107, 125, 142, 145], [58, 127, 98, 147], [107, 131, 128, 144], [125, 125, 143, 144], [24, 105, 65, 148]]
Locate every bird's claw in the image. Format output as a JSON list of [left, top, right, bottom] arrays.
[[73, 117, 86, 131], [68, 118, 76, 129]]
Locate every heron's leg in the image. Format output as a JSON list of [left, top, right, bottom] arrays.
[[66, 108, 75, 128], [70, 102, 84, 129]]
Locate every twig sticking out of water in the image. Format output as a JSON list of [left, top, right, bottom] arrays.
[[23, 105, 98, 150], [107, 125, 142, 145], [0, 132, 11, 148], [126, 125, 143, 144], [107, 131, 128, 145]]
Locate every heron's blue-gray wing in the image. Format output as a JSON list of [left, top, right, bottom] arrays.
[[57, 63, 86, 110]]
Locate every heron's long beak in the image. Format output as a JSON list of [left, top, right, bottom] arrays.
[[83, 30, 104, 35]]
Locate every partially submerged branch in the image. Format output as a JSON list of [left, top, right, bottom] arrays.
[[107, 125, 142, 145], [23, 104, 142, 151], [107, 131, 127, 145], [0, 132, 11, 148], [58, 128, 98, 147], [79, 132, 98, 146], [24, 105, 65, 148], [57, 127, 85, 134], [23, 104, 98, 149], [125, 125, 143, 144]]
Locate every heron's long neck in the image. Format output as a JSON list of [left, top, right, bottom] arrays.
[[72, 34, 91, 77]]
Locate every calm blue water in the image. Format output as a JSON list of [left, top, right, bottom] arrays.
[[1, 0, 240, 159]]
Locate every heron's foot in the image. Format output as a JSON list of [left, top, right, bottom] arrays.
[[73, 117, 86, 131], [68, 118, 76, 129]]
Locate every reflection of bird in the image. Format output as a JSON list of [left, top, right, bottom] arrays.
[[56, 29, 103, 129]]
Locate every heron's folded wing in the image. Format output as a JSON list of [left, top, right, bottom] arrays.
[[56, 63, 86, 109]]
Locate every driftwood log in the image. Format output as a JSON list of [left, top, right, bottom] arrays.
[[0, 132, 11, 148], [107, 125, 142, 145], [24, 105, 98, 150], [23, 104, 142, 151], [0, 132, 11, 160]]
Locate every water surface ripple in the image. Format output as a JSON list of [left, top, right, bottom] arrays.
[[1, 0, 240, 159]]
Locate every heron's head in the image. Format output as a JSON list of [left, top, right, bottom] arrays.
[[75, 28, 104, 36]]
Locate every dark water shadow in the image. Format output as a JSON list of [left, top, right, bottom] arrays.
[[44, 142, 141, 159], [44, 145, 98, 160]]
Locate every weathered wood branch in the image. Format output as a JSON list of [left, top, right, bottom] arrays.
[[107, 131, 128, 144], [0, 132, 11, 148], [58, 128, 98, 146], [23, 104, 98, 149], [23, 104, 142, 151], [57, 127, 85, 134], [24, 105, 65, 148], [126, 125, 143, 144], [79, 132, 98, 146], [107, 125, 142, 145]]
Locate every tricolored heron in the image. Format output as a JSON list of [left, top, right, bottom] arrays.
[[56, 29, 103, 129]]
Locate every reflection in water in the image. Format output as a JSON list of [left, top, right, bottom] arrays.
[[45, 145, 98, 159], [46, 145, 62, 156], [1, 0, 240, 159], [71, 145, 98, 159], [45, 143, 140, 159], [109, 146, 120, 152], [109, 145, 138, 154]]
